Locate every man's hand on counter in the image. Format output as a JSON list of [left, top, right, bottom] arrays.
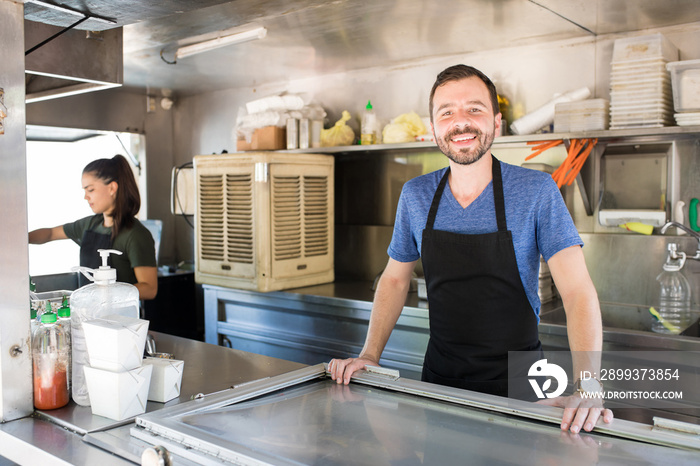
[[537, 394, 614, 433], [328, 357, 380, 385]]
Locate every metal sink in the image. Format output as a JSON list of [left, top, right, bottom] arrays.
[[539, 301, 700, 337]]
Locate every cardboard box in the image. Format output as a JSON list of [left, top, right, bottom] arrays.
[[143, 357, 185, 403], [84, 364, 153, 421], [83, 315, 149, 372], [237, 126, 286, 151]]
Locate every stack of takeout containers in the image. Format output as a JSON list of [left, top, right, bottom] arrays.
[[82, 315, 151, 421], [609, 33, 678, 129], [554, 99, 609, 132], [666, 59, 700, 126]]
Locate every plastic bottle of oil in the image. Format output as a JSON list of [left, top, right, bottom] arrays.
[[653, 252, 691, 334]]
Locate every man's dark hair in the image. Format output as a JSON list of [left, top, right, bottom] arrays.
[[429, 65, 500, 120]]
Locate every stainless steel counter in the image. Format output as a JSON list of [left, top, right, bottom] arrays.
[[204, 281, 700, 429], [0, 332, 305, 465], [132, 364, 700, 465], [2, 326, 699, 464]]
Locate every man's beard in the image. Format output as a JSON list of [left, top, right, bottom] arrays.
[[436, 126, 495, 166]]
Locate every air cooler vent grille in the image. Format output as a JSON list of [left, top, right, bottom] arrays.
[[272, 175, 302, 261], [226, 173, 254, 264], [198, 174, 225, 261], [304, 176, 330, 257]]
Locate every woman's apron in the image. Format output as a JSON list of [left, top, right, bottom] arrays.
[[78, 229, 112, 287], [420, 156, 543, 397]]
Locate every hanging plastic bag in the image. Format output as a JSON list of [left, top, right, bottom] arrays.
[[321, 111, 355, 147], [381, 111, 427, 143]]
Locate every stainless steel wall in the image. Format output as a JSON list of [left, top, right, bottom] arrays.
[[0, 0, 32, 422], [22, 19, 700, 305], [331, 141, 700, 310]]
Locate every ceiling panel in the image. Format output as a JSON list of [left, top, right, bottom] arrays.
[[121, 0, 587, 94], [23, 0, 700, 96]]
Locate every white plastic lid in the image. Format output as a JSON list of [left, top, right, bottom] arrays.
[[93, 249, 121, 283]]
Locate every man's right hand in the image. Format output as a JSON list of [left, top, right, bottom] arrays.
[[328, 357, 380, 385]]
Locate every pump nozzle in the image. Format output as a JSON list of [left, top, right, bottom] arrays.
[[98, 249, 122, 268], [72, 249, 124, 285]]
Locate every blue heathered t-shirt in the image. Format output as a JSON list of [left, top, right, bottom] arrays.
[[388, 159, 582, 319]]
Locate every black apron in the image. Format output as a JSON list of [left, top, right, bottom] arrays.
[[420, 156, 543, 398], [78, 229, 112, 287]]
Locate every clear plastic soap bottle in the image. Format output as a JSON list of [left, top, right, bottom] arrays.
[[33, 312, 70, 410], [653, 248, 692, 334], [70, 248, 140, 406]]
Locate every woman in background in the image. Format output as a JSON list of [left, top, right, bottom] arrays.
[[29, 154, 157, 300]]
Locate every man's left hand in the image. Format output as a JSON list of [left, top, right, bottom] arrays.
[[536, 394, 614, 433]]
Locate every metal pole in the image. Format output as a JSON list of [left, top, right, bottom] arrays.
[[0, 0, 33, 422]]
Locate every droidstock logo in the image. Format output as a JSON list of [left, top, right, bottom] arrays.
[[528, 359, 568, 399]]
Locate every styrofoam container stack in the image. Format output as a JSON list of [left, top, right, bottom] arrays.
[[609, 33, 678, 129], [82, 315, 152, 420], [666, 59, 700, 126], [554, 99, 609, 132]]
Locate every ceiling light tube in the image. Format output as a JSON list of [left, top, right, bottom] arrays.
[[175, 27, 267, 60]]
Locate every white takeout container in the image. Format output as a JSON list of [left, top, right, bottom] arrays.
[[83, 314, 149, 372], [83, 364, 153, 421], [143, 357, 185, 403]]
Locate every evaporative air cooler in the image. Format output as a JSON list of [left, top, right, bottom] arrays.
[[194, 152, 334, 292]]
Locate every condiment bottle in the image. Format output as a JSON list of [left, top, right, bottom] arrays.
[[30, 306, 39, 336], [33, 312, 70, 410], [70, 249, 140, 406], [57, 301, 72, 389], [361, 100, 377, 145]]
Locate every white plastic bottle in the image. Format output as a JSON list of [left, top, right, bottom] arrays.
[[361, 100, 377, 145], [653, 253, 692, 334], [70, 249, 140, 406]]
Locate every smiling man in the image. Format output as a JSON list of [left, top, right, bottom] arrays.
[[329, 64, 613, 434]]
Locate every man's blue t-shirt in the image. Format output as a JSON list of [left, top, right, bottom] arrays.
[[388, 159, 582, 318]]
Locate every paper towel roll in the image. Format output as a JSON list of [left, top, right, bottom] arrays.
[[510, 87, 591, 135]]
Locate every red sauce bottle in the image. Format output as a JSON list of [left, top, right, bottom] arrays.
[[33, 311, 70, 410]]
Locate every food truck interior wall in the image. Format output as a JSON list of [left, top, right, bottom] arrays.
[[26, 21, 700, 277]]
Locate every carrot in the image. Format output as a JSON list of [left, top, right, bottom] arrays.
[[562, 139, 597, 186], [554, 139, 579, 180], [551, 138, 585, 187], [524, 139, 563, 161]]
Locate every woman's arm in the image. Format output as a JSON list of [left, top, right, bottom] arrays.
[[29, 226, 68, 244], [133, 266, 158, 300]]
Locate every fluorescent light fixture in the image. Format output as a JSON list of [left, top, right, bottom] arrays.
[[175, 27, 267, 60]]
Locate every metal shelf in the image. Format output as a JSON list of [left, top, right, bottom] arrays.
[[281, 125, 700, 155]]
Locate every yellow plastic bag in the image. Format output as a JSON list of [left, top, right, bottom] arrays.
[[381, 111, 427, 144], [321, 110, 355, 147]]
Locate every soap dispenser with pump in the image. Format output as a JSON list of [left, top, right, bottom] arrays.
[[69, 249, 140, 406]]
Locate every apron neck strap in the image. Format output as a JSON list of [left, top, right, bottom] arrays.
[[425, 155, 507, 231], [491, 156, 507, 232]]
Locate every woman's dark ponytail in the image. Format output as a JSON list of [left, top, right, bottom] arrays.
[[83, 154, 140, 239]]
